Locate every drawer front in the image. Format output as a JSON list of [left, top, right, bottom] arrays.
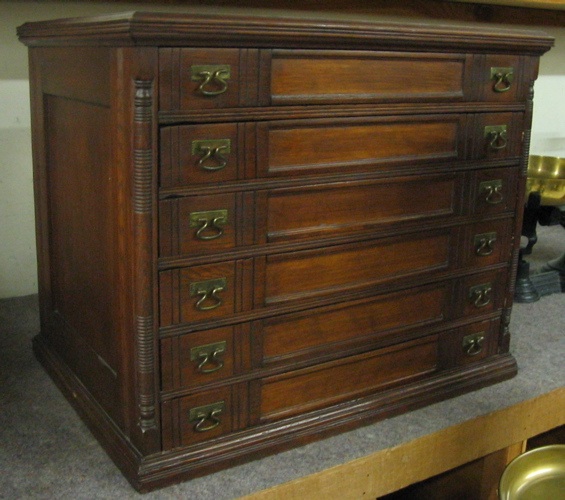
[[264, 175, 460, 243], [464, 219, 514, 269], [258, 115, 464, 177], [481, 55, 524, 102], [162, 386, 235, 448], [457, 270, 508, 319], [472, 112, 525, 160], [266, 50, 470, 105], [253, 336, 438, 422], [254, 282, 450, 367], [160, 123, 241, 188], [160, 261, 240, 326], [159, 48, 245, 111], [161, 327, 236, 391], [263, 230, 453, 306], [470, 167, 520, 216], [159, 193, 238, 257], [439, 319, 498, 368]]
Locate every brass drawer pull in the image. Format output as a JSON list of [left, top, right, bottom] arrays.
[[189, 402, 225, 433], [190, 278, 227, 311], [484, 125, 508, 151], [462, 333, 485, 356], [490, 67, 514, 93], [474, 232, 497, 256], [190, 341, 227, 374], [192, 139, 231, 172], [479, 179, 504, 205], [191, 65, 231, 96], [190, 210, 228, 241], [469, 283, 492, 308]]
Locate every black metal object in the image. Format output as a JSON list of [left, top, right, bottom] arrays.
[[515, 191, 565, 301]]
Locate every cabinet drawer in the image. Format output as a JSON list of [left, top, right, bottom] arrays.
[[253, 282, 450, 367], [159, 48, 247, 111], [258, 115, 465, 177], [457, 270, 508, 319], [470, 167, 520, 216], [160, 262, 239, 326], [160, 175, 461, 257], [253, 335, 438, 422], [160, 193, 238, 256], [262, 230, 453, 306], [160, 123, 241, 188], [162, 386, 235, 448], [161, 327, 237, 391], [472, 112, 525, 160], [266, 50, 470, 105], [464, 219, 514, 269], [439, 319, 498, 368], [480, 55, 524, 102]]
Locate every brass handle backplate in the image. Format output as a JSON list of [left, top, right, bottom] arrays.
[[192, 139, 231, 172], [189, 209, 228, 241], [462, 333, 485, 356], [188, 401, 225, 433], [468, 283, 493, 308], [484, 125, 508, 151], [191, 65, 231, 96], [190, 341, 227, 374], [479, 179, 504, 205], [189, 278, 227, 311], [474, 232, 497, 256], [490, 67, 514, 93]]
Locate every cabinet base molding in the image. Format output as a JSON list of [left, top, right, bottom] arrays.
[[33, 333, 517, 492]]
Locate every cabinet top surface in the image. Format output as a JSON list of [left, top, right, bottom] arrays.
[[17, 10, 553, 53]]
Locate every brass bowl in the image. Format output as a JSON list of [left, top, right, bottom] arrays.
[[526, 155, 565, 206], [499, 444, 565, 499]]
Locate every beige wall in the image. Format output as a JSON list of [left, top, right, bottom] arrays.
[[1, 2, 564, 298]]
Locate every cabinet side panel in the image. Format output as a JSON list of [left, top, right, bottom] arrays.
[[37, 48, 121, 424], [45, 95, 119, 417]]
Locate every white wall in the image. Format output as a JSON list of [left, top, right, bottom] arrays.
[[1, 2, 564, 298]]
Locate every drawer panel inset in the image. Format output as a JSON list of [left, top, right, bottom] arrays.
[[159, 48, 243, 111], [254, 283, 449, 367], [439, 319, 498, 369], [160, 123, 240, 188], [470, 167, 519, 216], [161, 327, 236, 391], [160, 262, 237, 326], [258, 115, 464, 177], [254, 336, 438, 422], [162, 386, 234, 448], [457, 270, 508, 319], [480, 55, 524, 102], [265, 175, 460, 242], [159, 193, 238, 256], [464, 219, 514, 269], [472, 112, 524, 160], [263, 231, 452, 305], [267, 50, 469, 105]]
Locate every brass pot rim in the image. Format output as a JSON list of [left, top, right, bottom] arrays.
[[498, 444, 565, 500], [528, 155, 565, 179]]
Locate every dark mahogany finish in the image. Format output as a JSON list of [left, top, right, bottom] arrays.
[[18, 11, 553, 492]]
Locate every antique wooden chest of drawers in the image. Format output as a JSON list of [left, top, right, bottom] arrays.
[[18, 11, 553, 491]]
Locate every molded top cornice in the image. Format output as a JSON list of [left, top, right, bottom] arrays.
[[18, 11, 554, 54]]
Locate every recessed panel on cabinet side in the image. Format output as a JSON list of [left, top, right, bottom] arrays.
[[44, 93, 120, 421]]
